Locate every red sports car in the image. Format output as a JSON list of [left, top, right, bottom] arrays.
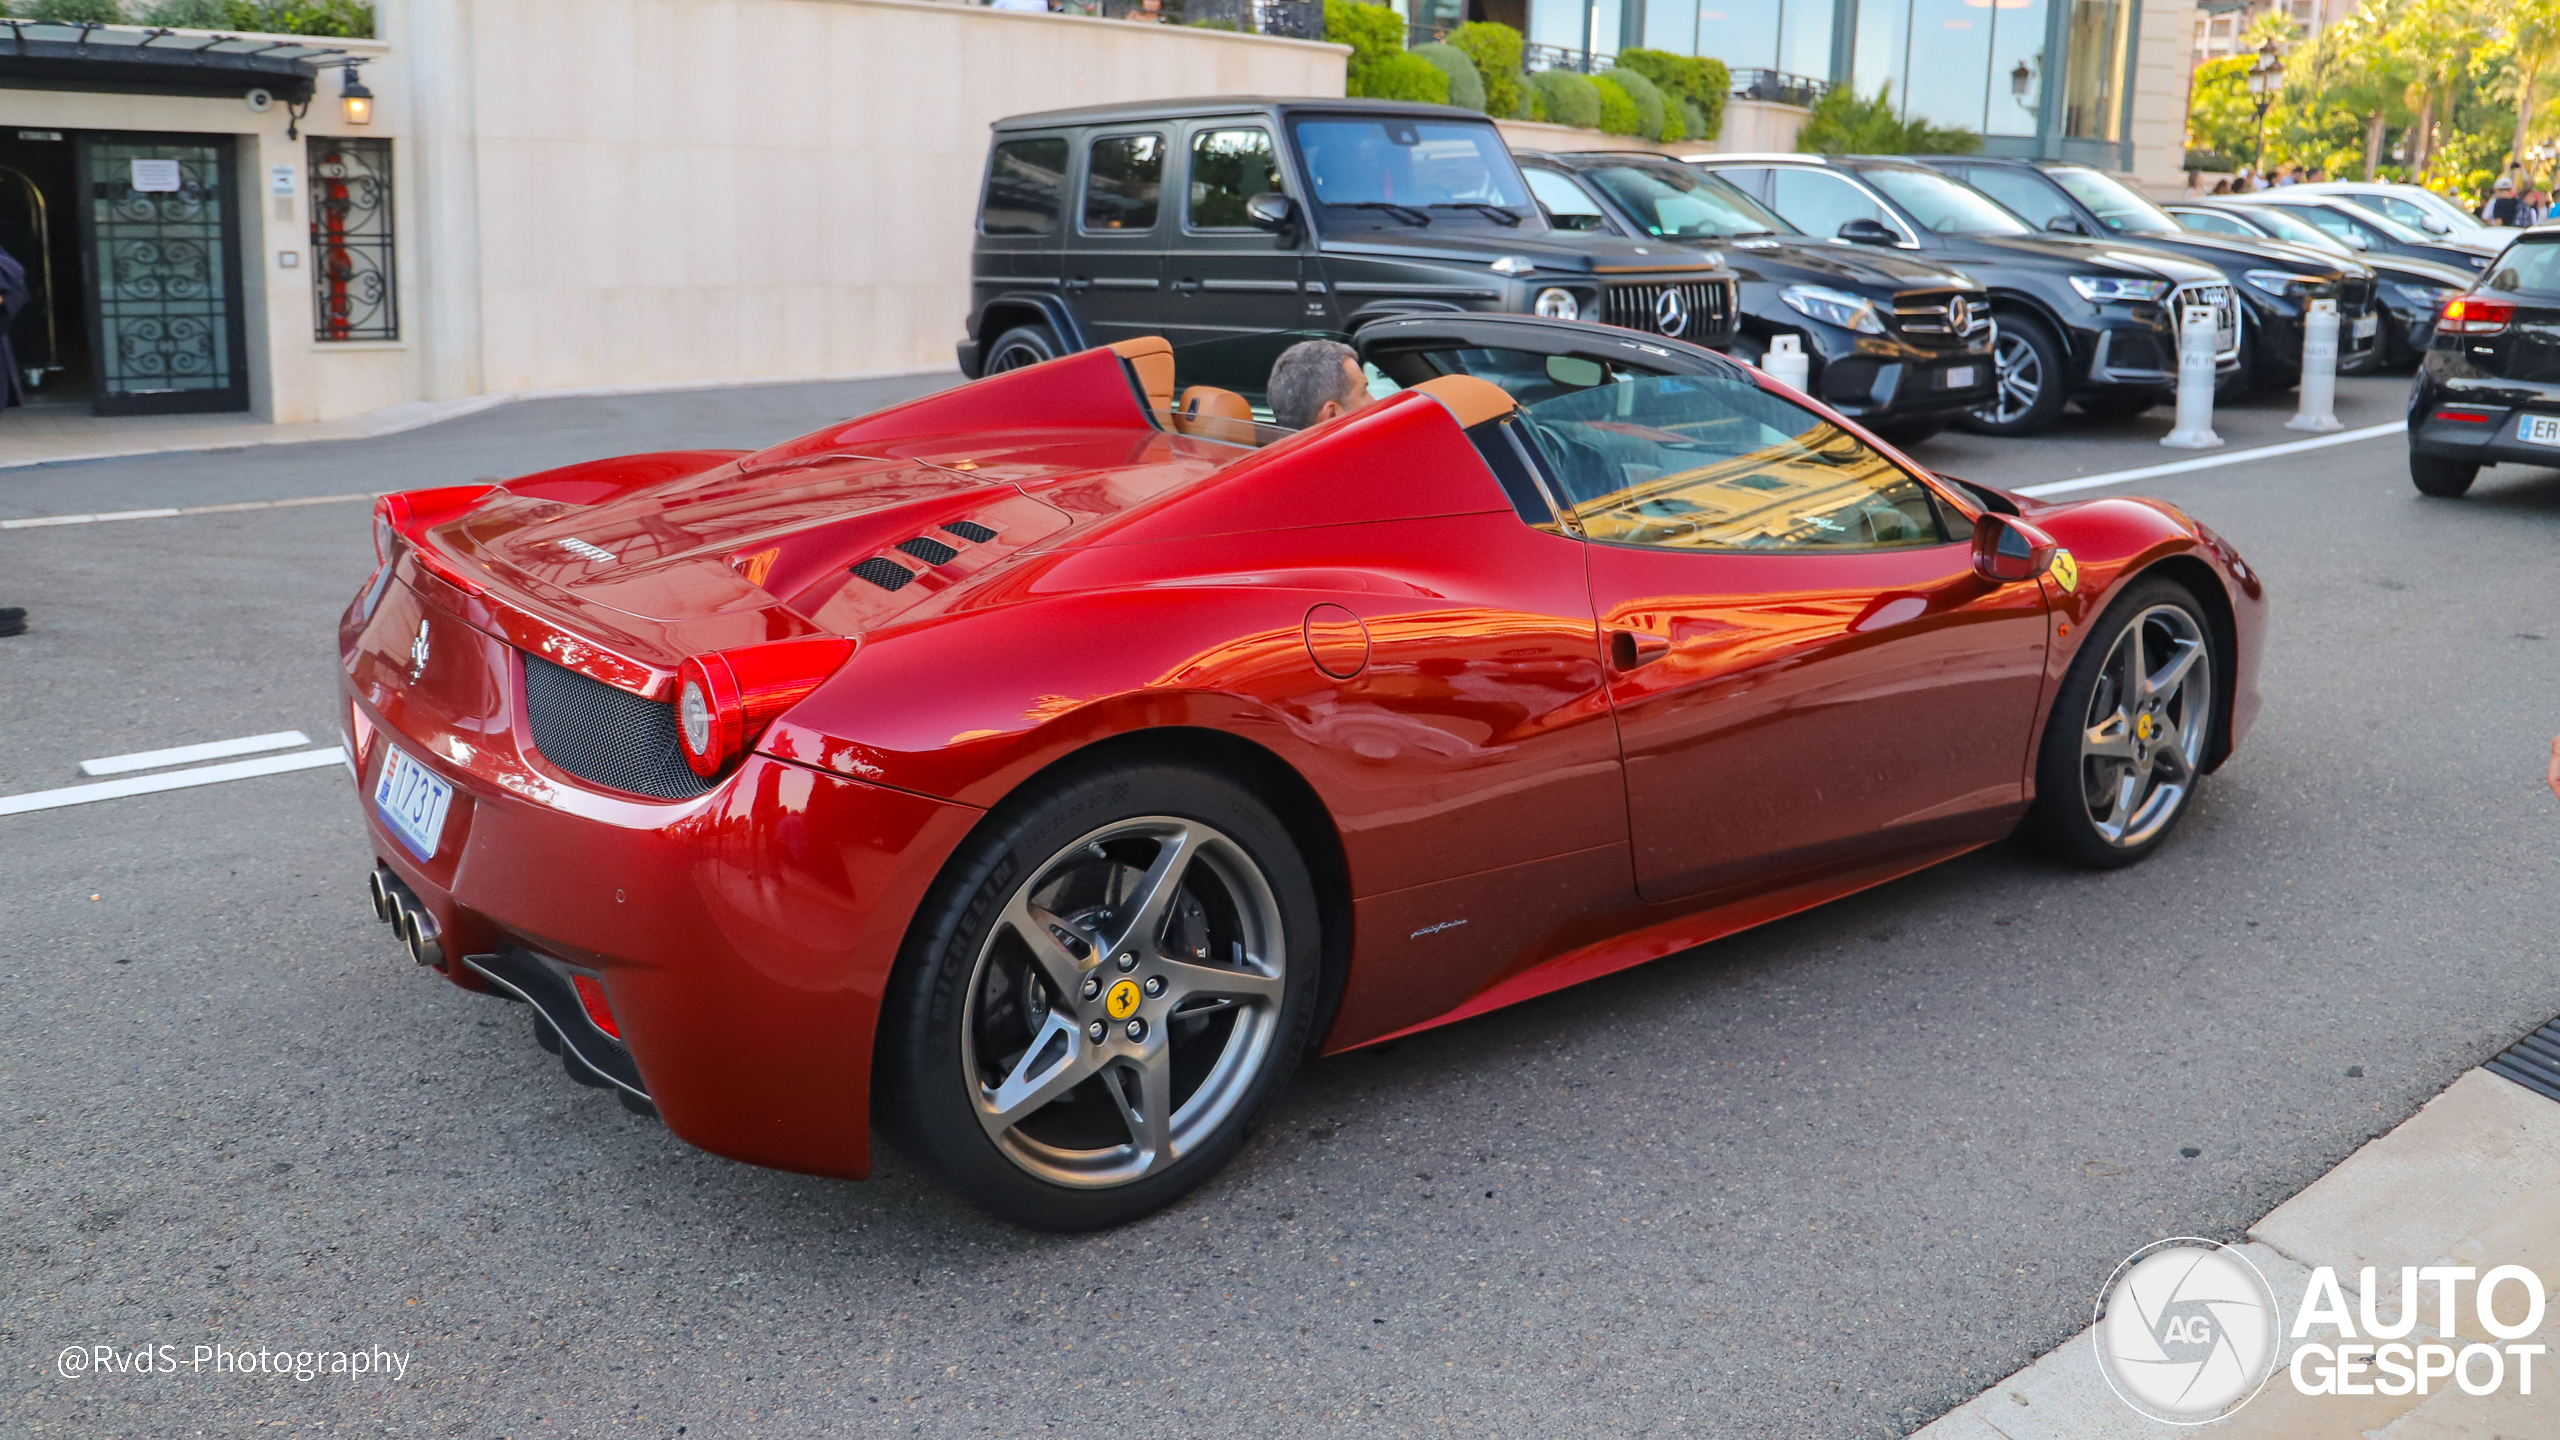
[[342, 317, 2263, 1229]]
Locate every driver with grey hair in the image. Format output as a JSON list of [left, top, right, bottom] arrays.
[[1268, 339, 1375, 431]]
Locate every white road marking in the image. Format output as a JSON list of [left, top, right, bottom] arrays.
[[0, 748, 347, 817], [79, 730, 314, 776], [0, 492, 375, 530], [2014, 419, 2406, 498]]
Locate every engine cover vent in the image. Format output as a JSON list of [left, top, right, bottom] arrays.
[[851, 556, 915, 591], [941, 519, 998, 543], [897, 536, 959, 566]]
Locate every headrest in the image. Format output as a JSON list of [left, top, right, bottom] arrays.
[[1414, 374, 1519, 430], [1108, 336, 1176, 417], [1173, 385, 1258, 443]]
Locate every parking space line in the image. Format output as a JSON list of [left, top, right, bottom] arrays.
[[0, 492, 375, 530], [2014, 419, 2406, 498], [79, 730, 313, 776], [0, 748, 347, 817]]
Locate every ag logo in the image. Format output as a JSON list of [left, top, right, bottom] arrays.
[[2049, 547, 2079, 593], [1105, 978, 1143, 1021], [2094, 1239, 2279, 1423]]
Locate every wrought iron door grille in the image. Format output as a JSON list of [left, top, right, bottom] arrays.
[[309, 135, 396, 342], [1600, 278, 1732, 342], [88, 139, 238, 403]]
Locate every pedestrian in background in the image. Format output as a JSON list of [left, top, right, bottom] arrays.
[[0, 240, 27, 417], [2484, 177, 2523, 226]]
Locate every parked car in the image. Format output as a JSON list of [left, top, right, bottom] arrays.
[[2406, 229, 2560, 496], [1914, 156, 2381, 392], [2165, 200, 2474, 368], [1687, 155, 2237, 433], [2282, 181, 2497, 242], [959, 97, 1738, 378], [1514, 150, 1995, 443], [2191, 193, 2501, 274], [346, 315, 2263, 1229]]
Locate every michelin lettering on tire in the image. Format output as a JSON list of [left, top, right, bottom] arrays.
[[2093, 1238, 2280, 1423]]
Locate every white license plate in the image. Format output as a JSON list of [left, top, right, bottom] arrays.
[[2522, 415, 2560, 447], [1943, 366, 1976, 388], [374, 744, 453, 860], [2353, 314, 2378, 339]]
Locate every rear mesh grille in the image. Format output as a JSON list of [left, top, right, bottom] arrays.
[[1600, 278, 1733, 342], [941, 519, 997, 543], [897, 536, 958, 566], [850, 557, 915, 591], [521, 655, 713, 800]]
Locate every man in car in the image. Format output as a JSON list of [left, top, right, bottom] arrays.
[[1269, 339, 1376, 431]]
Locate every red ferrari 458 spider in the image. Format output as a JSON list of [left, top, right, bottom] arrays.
[[342, 316, 2263, 1228]]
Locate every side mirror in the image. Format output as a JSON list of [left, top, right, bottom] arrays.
[[1244, 192, 1295, 231], [1971, 512, 2058, 585], [2045, 213, 2088, 235], [1837, 217, 1899, 245], [2345, 232, 2370, 251]]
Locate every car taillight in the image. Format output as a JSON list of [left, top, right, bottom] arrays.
[[571, 974, 621, 1039], [673, 636, 856, 778], [373, 485, 499, 564], [2438, 297, 2515, 335]]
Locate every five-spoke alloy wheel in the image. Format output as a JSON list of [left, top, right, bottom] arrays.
[[1958, 313, 2068, 437], [2032, 580, 2219, 867], [882, 762, 1319, 1230]]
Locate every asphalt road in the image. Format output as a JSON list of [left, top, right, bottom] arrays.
[[5, 372, 2557, 1438]]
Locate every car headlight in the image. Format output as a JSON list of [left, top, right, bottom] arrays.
[[1533, 287, 1580, 320], [2069, 275, 2172, 303], [2242, 268, 2310, 298], [1779, 284, 1885, 334]]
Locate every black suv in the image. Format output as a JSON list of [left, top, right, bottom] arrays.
[[1518, 151, 1995, 443], [2406, 230, 2560, 497], [959, 97, 1737, 378], [1690, 155, 2237, 434], [1913, 156, 2381, 391]]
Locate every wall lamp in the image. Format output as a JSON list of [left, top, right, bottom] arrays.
[[341, 63, 374, 126]]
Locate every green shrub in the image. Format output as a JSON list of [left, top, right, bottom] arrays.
[[1355, 50, 1452, 103], [1447, 22, 1533, 119], [1323, 0, 1405, 73], [24, 0, 126, 19], [133, 0, 373, 36], [1525, 84, 1546, 121], [1675, 97, 1709, 146], [1616, 47, 1727, 141], [1602, 66, 1665, 141], [1796, 81, 1979, 155], [1530, 69, 1600, 130], [1413, 41, 1486, 112], [1591, 74, 1641, 136]]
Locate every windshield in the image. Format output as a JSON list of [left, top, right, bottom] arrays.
[[2048, 167, 2180, 235], [2285, 199, 2428, 245], [2231, 205, 2351, 256], [1290, 117, 1534, 226], [1864, 168, 2031, 236], [1517, 371, 1957, 551], [1583, 164, 1796, 240]]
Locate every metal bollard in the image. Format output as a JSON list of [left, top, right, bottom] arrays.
[[2159, 303, 2224, 450], [2285, 297, 2343, 433], [1763, 333, 1810, 394]]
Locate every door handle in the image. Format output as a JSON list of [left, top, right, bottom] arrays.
[[1063, 277, 1092, 291], [1171, 277, 1202, 294], [1609, 631, 1671, 672]]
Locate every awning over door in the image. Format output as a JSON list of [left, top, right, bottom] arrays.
[[0, 21, 364, 104]]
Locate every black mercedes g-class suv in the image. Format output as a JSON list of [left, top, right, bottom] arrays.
[[959, 97, 1738, 378]]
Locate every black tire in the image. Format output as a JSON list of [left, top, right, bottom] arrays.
[[983, 323, 1065, 374], [1956, 312, 2070, 436], [2073, 391, 2159, 421], [2028, 578, 2219, 870], [877, 759, 1322, 1230], [2410, 454, 2478, 497], [1865, 416, 1947, 447]]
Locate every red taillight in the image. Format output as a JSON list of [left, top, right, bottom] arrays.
[[571, 973, 621, 1039], [2434, 407, 2495, 424], [373, 484, 499, 564], [673, 636, 856, 778], [2438, 297, 2515, 336]]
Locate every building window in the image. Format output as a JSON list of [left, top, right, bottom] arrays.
[[2061, 0, 2133, 141], [309, 136, 395, 342]]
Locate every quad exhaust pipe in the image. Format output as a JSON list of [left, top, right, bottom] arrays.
[[367, 865, 444, 968]]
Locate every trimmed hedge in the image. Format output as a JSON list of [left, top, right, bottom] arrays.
[[1447, 22, 1531, 119], [1590, 74, 1641, 136], [1602, 66, 1666, 141], [1616, 47, 1727, 142], [1530, 69, 1600, 131], [1413, 41, 1486, 113], [1357, 50, 1452, 103], [1324, 0, 1405, 74]]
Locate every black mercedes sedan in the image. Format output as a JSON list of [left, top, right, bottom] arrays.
[[2406, 228, 2559, 497], [1689, 155, 2237, 435], [1915, 156, 2380, 393], [1517, 151, 1995, 443], [2165, 200, 2476, 369]]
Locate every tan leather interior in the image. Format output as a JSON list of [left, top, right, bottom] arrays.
[[1414, 374, 1518, 429], [1173, 385, 1258, 444], [1108, 336, 1176, 417]]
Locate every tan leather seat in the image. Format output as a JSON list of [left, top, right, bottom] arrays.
[[1173, 385, 1259, 444], [1108, 336, 1175, 418]]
